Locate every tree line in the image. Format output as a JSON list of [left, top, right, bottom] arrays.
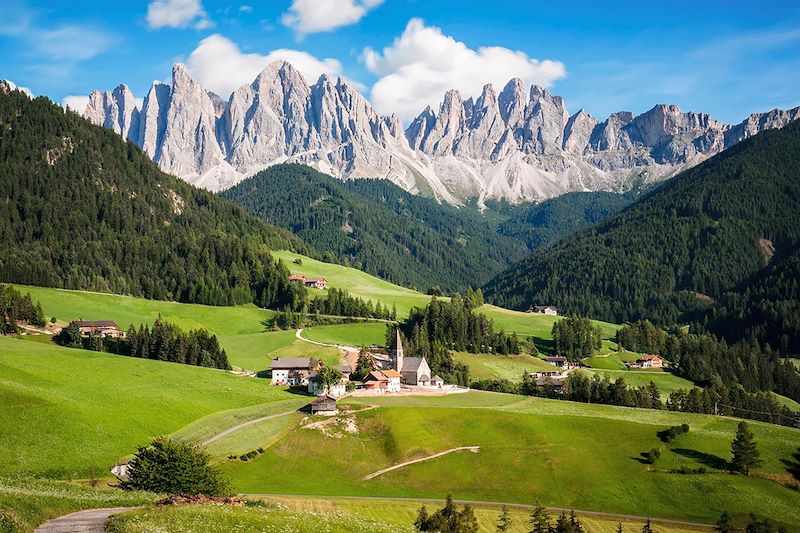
[[56, 316, 230, 370], [0, 284, 45, 334]]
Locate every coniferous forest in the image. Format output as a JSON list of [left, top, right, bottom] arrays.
[[485, 120, 800, 354], [0, 87, 308, 308]]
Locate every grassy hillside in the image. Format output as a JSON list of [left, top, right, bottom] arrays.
[[273, 250, 433, 318], [0, 336, 293, 476], [223, 392, 800, 527], [452, 352, 556, 381], [11, 284, 340, 371], [222, 163, 526, 292], [484, 120, 800, 352]]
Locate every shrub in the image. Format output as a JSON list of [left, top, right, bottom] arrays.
[[645, 448, 661, 464], [119, 437, 229, 496], [658, 424, 689, 443]]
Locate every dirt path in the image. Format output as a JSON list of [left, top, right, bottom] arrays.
[[242, 494, 715, 531], [34, 507, 135, 532], [295, 328, 358, 351], [201, 409, 299, 446], [362, 446, 481, 480]]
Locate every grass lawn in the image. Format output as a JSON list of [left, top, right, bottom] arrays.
[[272, 251, 433, 318], [107, 504, 407, 533], [13, 284, 274, 371], [583, 351, 643, 370], [0, 477, 155, 533], [224, 392, 800, 527], [452, 352, 558, 381], [301, 322, 388, 348], [773, 393, 800, 411], [0, 336, 293, 477], [580, 369, 695, 397], [256, 495, 710, 533]]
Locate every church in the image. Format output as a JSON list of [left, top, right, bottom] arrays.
[[391, 329, 433, 386]]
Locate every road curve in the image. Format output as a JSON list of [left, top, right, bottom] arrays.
[[362, 446, 481, 480], [34, 507, 136, 533], [201, 409, 299, 446]]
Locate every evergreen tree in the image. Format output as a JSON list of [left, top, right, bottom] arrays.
[[641, 519, 653, 533], [731, 421, 762, 475], [617, 523, 624, 533], [496, 505, 513, 532], [529, 503, 551, 533], [715, 512, 733, 533]]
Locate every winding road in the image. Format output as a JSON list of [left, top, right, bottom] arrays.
[[362, 446, 481, 480], [34, 507, 136, 533], [201, 409, 300, 446]]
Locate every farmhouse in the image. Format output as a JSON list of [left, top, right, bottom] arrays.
[[269, 357, 312, 386], [527, 305, 559, 316], [392, 330, 433, 386], [545, 355, 576, 369], [531, 370, 562, 379], [303, 277, 327, 289], [287, 274, 307, 283], [364, 369, 402, 393], [535, 376, 565, 392], [308, 364, 352, 397], [72, 320, 126, 339], [637, 354, 664, 368], [310, 395, 338, 416]]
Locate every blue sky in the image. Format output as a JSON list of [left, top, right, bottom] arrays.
[[1, 0, 798, 123]]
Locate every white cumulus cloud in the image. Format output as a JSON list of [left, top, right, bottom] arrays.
[[281, 0, 383, 36], [62, 95, 89, 114], [185, 34, 354, 97], [363, 18, 567, 122], [147, 0, 211, 30]]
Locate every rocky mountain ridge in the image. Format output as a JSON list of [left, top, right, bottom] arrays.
[[81, 62, 800, 204]]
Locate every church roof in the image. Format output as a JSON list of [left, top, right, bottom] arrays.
[[401, 357, 426, 372]]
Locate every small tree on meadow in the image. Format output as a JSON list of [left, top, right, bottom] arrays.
[[120, 437, 229, 496], [497, 505, 513, 532], [530, 502, 551, 533], [715, 512, 733, 533], [641, 519, 653, 533], [617, 523, 624, 533], [354, 349, 375, 380], [731, 421, 762, 475]]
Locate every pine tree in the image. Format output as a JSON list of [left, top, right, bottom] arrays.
[[617, 523, 624, 533], [496, 505, 513, 532], [529, 502, 551, 533], [641, 519, 653, 533], [414, 505, 431, 532], [715, 512, 732, 533], [731, 421, 762, 475]]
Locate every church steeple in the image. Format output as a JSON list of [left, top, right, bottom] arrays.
[[393, 328, 404, 372]]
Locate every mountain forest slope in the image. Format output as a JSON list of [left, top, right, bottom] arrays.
[[0, 83, 307, 307], [222, 164, 526, 291], [485, 120, 800, 351]]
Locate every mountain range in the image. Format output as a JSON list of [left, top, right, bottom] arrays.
[[82, 61, 800, 204]]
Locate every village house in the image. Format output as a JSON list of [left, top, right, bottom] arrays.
[[527, 305, 559, 316], [535, 376, 565, 392], [287, 274, 307, 283], [72, 320, 126, 339], [545, 355, 577, 370], [431, 375, 445, 388], [303, 277, 327, 289], [269, 357, 312, 386], [310, 395, 338, 416], [530, 370, 562, 379], [308, 364, 352, 397], [364, 369, 402, 393], [631, 354, 664, 369]]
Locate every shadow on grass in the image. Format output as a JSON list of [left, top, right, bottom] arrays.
[[671, 448, 730, 470], [533, 337, 556, 356], [781, 449, 800, 481]]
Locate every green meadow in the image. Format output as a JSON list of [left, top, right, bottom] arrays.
[[223, 392, 800, 527], [0, 336, 293, 477], [581, 369, 695, 396], [452, 352, 557, 381], [301, 322, 388, 348], [272, 250, 434, 318]]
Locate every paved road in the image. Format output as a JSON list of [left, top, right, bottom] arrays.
[[362, 446, 480, 480], [241, 494, 716, 530], [201, 409, 299, 446], [34, 507, 135, 533]]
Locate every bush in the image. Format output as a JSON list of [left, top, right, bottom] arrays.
[[645, 448, 661, 464], [119, 438, 229, 496], [658, 424, 689, 443]]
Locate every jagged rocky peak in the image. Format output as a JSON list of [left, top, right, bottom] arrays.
[[79, 60, 800, 203], [84, 83, 140, 141]]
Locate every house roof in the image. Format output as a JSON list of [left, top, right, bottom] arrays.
[[365, 370, 388, 382], [305, 277, 326, 282], [641, 354, 661, 361], [381, 369, 402, 378], [535, 305, 557, 310], [546, 356, 567, 362], [431, 375, 444, 382], [74, 320, 118, 328], [311, 395, 337, 406], [288, 275, 306, 281], [401, 357, 426, 372], [337, 364, 353, 373], [269, 357, 311, 369]]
